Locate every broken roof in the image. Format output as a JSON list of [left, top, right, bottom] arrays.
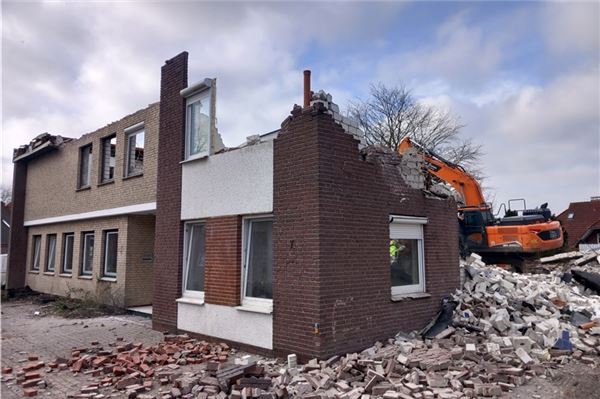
[[557, 199, 600, 247]]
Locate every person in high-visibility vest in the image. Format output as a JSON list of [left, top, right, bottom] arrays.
[[390, 240, 399, 259]]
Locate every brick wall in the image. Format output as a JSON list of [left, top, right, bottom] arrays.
[[204, 216, 242, 306], [125, 214, 156, 306], [273, 104, 459, 359], [153, 52, 188, 331], [23, 104, 159, 222], [7, 162, 28, 289]]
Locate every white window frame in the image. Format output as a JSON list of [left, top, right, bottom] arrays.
[[124, 124, 145, 177], [62, 233, 74, 274], [185, 90, 212, 161], [45, 234, 57, 272], [182, 221, 206, 300], [78, 144, 93, 188], [81, 232, 94, 276], [103, 230, 118, 278], [241, 215, 274, 309], [100, 134, 117, 183], [31, 235, 41, 271], [389, 215, 427, 295]]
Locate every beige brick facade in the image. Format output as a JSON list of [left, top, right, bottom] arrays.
[[24, 103, 159, 222], [20, 104, 159, 307]]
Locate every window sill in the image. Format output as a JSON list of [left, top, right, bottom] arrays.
[[43, 272, 55, 276], [99, 277, 117, 283], [98, 180, 114, 187], [180, 153, 209, 164], [123, 173, 143, 181], [59, 273, 72, 278], [76, 185, 91, 192], [29, 270, 40, 274], [78, 275, 93, 280], [235, 304, 273, 315], [391, 292, 431, 302], [176, 297, 205, 306]]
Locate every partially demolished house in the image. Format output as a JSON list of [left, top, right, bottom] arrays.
[[152, 53, 459, 359], [7, 52, 459, 360], [557, 197, 600, 252], [7, 104, 159, 307]]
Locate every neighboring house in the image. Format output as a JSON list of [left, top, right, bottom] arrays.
[[557, 197, 600, 252], [7, 104, 159, 307], [152, 53, 459, 359], [1, 201, 10, 254]]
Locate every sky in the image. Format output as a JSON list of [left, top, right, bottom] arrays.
[[2, 1, 599, 214]]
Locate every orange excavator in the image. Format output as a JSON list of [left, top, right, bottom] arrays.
[[398, 137, 563, 263]]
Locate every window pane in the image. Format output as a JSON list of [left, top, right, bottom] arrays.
[[101, 136, 116, 181], [185, 224, 205, 292], [82, 234, 94, 274], [188, 96, 210, 156], [390, 239, 420, 286], [245, 220, 273, 299], [46, 235, 56, 271], [63, 235, 74, 273], [104, 232, 118, 276], [32, 236, 41, 270], [79, 145, 92, 187], [127, 131, 144, 175]]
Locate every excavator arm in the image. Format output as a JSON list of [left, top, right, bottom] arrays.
[[398, 137, 486, 207]]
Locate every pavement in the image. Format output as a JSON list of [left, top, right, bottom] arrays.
[[1, 299, 163, 398]]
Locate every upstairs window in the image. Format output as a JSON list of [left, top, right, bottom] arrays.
[[31, 235, 41, 271], [125, 127, 144, 177], [62, 233, 74, 274], [389, 216, 427, 296], [79, 144, 93, 188], [101, 134, 116, 182], [185, 90, 211, 159], [242, 217, 273, 304], [567, 212, 575, 219], [81, 232, 94, 276], [45, 234, 57, 272], [183, 222, 206, 298]]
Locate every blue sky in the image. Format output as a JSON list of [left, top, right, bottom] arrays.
[[2, 1, 599, 213]]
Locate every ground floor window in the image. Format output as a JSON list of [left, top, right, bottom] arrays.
[[45, 234, 57, 272], [81, 232, 94, 276], [389, 216, 427, 295], [62, 233, 74, 274], [242, 217, 273, 304], [31, 235, 41, 271], [183, 222, 206, 298], [103, 230, 118, 277]]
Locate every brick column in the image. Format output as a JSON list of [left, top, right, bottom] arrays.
[[7, 161, 28, 290], [153, 52, 188, 331]]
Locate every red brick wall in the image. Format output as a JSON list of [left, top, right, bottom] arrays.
[[7, 162, 28, 290], [273, 104, 459, 359], [205, 216, 242, 306], [153, 52, 188, 331]]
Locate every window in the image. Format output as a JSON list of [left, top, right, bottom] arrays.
[[125, 128, 144, 176], [183, 222, 206, 298], [242, 217, 273, 304], [567, 212, 575, 219], [62, 233, 74, 274], [185, 90, 211, 159], [100, 134, 116, 182], [79, 144, 93, 188], [389, 216, 427, 295], [45, 234, 57, 272], [103, 230, 118, 278], [31, 235, 41, 271], [81, 232, 94, 276]]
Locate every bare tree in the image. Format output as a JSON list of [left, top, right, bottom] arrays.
[[348, 83, 483, 179], [1, 186, 12, 204]]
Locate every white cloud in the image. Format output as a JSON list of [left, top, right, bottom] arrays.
[[541, 2, 600, 56]]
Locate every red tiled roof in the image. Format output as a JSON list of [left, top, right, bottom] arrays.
[[557, 200, 600, 248]]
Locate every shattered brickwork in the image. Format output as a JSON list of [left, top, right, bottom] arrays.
[[153, 52, 188, 332], [205, 216, 242, 306], [273, 104, 459, 359]]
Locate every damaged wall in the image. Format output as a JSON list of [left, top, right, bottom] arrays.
[[273, 104, 459, 359]]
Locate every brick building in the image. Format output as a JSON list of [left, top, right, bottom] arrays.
[[153, 53, 459, 359], [557, 197, 600, 251], [6, 104, 159, 307]]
